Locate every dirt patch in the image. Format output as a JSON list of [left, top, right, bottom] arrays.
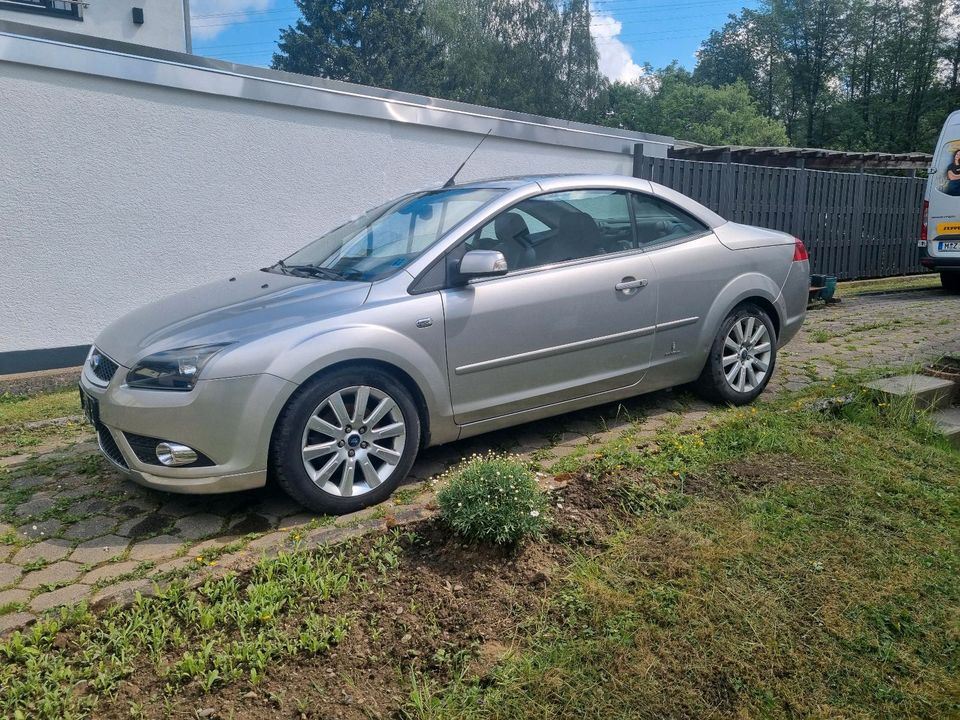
[[85, 472, 638, 720], [685, 455, 829, 498], [96, 520, 565, 720], [925, 356, 960, 384], [546, 471, 642, 546]]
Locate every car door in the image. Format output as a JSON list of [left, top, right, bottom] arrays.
[[439, 189, 660, 425], [630, 190, 733, 381]]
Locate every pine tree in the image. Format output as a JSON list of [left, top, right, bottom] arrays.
[[272, 0, 446, 97]]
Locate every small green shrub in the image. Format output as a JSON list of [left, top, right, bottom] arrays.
[[437, 453, 548, 545]]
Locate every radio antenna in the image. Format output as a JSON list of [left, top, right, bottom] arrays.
[[443, 129, 493, 188]]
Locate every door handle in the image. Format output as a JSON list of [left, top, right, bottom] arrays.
[[615, 278, 648, 293]]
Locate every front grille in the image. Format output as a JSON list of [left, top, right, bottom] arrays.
[[124, 432, 215, 467], [97, 425, 128, 469], [90, 348, 119, 384]]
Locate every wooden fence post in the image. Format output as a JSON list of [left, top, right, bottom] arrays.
[[632, 143, 645, 180], [792, 158, 807, 241], [850, 165, 866, 279], [720, 149, 733, 217]]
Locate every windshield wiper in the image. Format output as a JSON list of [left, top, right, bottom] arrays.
[[266, 259, 292, 275], [271, 260, 349, 281], [264, 259, 355, 281], [296, 265, 348, 280]]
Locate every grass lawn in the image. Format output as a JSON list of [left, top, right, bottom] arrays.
[[0, 388, 80, 427], [838, 274, 942, 296], [1, 375, 957, 719], [0, 388, 86, 457], [416, 389, 960, 718]]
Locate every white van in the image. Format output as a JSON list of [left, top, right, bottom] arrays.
[[922, 110, 960, 292]]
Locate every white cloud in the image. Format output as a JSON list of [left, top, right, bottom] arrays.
[[590, 7, 644, 84], [190, 0, 273, 41]]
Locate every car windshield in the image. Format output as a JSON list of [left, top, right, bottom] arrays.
[[273, 187, 503, 282]]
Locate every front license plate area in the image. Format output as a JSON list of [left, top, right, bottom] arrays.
[[79, 387, 100, 426], [938, 241, 960, 252]]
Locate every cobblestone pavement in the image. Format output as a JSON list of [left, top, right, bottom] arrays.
[[1, 285, 958, 633]]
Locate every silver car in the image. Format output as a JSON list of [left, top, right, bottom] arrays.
[[79, 175, 809, 513]]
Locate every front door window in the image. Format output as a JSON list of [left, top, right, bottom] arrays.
[[466, 189, 634, 270]]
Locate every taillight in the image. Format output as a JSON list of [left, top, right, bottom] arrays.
[[920, 200, 928, 244], [793, 238, 809, 262]]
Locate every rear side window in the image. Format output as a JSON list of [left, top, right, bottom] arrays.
[[936, 140, 960, 196], [630, 193, 708, 247]]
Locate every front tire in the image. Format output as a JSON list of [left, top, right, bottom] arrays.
[[694, 303, 777, 405], [941, 272, 960, 293], [270, 367, 421, 514]]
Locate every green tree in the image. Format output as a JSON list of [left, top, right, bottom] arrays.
[[603, 70, 790, 146], [662, 79, 789, 146], [275, 0, 608, 123], [425, 0, 607, 121], [272, 0, 446, 97], [558, 0, 608, 121], [694, 9, 789, 124], [693, 0, 956, 152]]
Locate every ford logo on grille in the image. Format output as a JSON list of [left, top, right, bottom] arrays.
[[89, 350, 102, 370]]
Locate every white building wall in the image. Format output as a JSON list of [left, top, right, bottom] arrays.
[[0, 27, 672, 367], [0, 0, 189, 52]]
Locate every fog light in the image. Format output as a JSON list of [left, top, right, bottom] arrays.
[[155, 442, 198, 466]]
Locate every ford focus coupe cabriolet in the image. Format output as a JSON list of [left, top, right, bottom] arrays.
[[79, 174, 809, 513]]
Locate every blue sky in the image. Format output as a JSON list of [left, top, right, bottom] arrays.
[[190, 0, 757, 82]]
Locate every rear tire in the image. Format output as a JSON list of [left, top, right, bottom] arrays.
[[941, 272, 960, 293], [694, 303, 777, 406], [270, 367, 421, 515]]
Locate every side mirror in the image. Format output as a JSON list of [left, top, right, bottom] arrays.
[[456, 250, 508, 283]]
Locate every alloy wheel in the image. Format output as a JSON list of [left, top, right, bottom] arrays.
[[722, 316, 772, 393], [300, 385, 407, 497]]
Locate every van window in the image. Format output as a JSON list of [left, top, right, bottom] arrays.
[[936, 139, 960, 196]]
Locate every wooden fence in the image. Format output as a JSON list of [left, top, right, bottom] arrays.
[[634, 153, 926, 279]]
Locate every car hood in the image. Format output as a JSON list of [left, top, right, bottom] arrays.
[[95, 270, 371, 366]]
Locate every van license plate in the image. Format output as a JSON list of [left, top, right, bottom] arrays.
[[938, 241, 960, 252]]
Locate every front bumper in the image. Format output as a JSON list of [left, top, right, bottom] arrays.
[[79, 360, 297, 494]]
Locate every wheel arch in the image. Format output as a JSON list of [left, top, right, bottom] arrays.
[[698, 274, 785, 350], [738, 295, 781, 339], [270, 358, 434, 456]]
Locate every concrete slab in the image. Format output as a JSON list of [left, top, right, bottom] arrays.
[[862, 374, 956, 410], [931, 408, 960, 448]]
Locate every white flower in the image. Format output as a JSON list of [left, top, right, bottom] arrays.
[[529, 510, 540, 518]]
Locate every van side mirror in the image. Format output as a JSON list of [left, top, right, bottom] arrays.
[[455, 250, 508, 283]]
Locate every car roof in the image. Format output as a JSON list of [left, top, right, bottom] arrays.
[[454, 174, 638, 190], [448, 174, 726, 229]]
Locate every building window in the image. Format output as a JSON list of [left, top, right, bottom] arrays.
[[0, 0, 82, 20]]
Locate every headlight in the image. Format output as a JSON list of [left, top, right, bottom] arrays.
[[126, 344, 231, 391]]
